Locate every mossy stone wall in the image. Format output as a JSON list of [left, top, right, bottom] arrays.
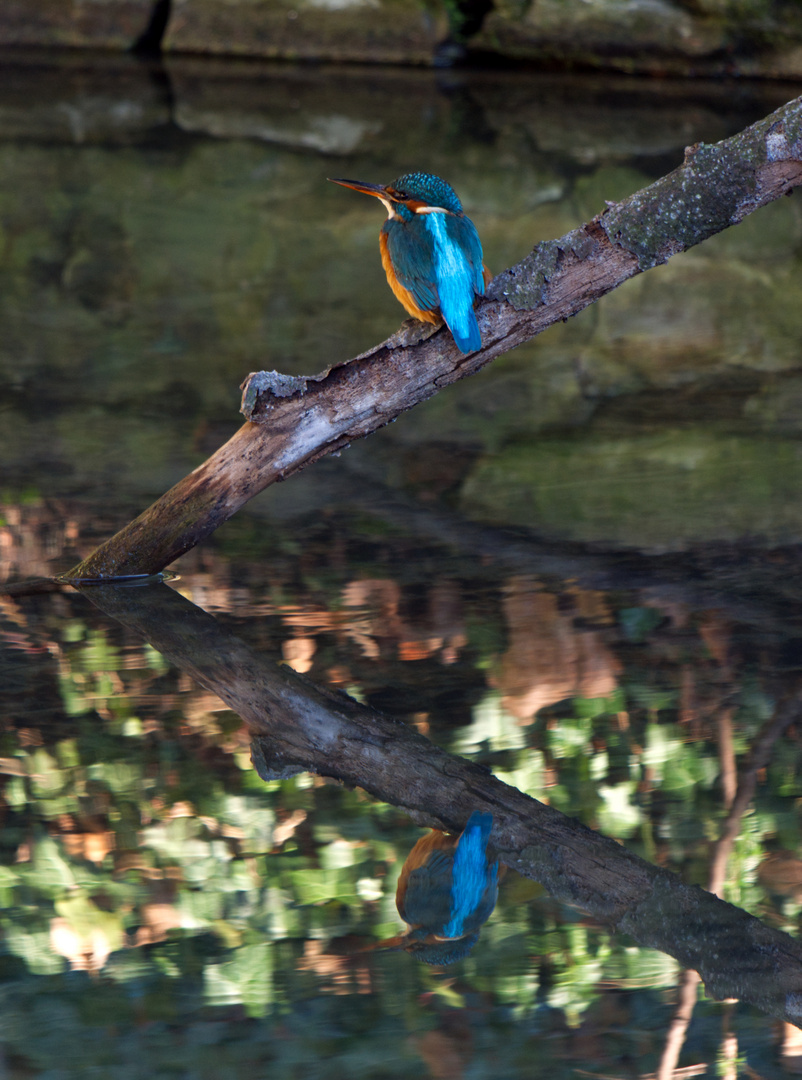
[[4, 0, 802, 76]]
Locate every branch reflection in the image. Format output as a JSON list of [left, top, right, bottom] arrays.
[[79, 578, 802, 1021]]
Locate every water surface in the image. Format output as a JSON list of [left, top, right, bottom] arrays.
[[2, 51, 802, 1078]]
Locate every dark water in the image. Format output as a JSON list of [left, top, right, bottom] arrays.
[[1, 50, 802, 1077]]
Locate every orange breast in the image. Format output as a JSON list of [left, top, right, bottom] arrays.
[[379, 232, 440, 325]]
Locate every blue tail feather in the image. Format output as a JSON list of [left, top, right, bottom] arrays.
[[450, 309, 482, 353]]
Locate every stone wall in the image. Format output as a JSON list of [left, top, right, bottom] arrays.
[[2, 0, 802, 78]]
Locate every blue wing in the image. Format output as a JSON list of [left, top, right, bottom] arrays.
[[426, 212, 484, 353], [399, 848, 456, 933], [446, 213, 486, 296], [382, 218, 439, 317], [442, 811, 498, 938], [383, 212, 485, 353]]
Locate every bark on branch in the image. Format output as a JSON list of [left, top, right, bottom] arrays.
[[64, 96, 802, 581]]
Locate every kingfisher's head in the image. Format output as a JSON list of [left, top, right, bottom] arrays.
[[360, 928, 480, 966], [328, 172, 463, 222]]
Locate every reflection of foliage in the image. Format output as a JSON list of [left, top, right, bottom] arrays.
[[0, 567, 799, 1075]]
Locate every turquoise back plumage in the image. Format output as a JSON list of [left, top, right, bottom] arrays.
[[357, 810, 499, 965], [329, 170, 487, 353], [382, 173, 485, 353], [443, 811, 498, 937], [397, 810, 499, 950]]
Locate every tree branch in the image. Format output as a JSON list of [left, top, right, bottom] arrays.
[[63, 96, 802, 581]]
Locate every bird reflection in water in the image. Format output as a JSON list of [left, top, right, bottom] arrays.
[[369, 811, 500, 965]]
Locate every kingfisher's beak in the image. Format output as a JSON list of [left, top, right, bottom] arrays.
[[328, 177, 389, 200], [357, 933, 410, 954]]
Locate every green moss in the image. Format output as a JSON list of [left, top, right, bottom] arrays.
[[599, 102, 802, 270], [488, 237, 561, 310], [600, 142, 759, 270]]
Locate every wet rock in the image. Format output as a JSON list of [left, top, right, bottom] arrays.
[[474, 0, 802, 78], [163, 0, 448, 64], [0, 0, 156, 49], [5, 0, 802, 75]]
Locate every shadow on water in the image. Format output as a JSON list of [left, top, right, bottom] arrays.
[[2, 46, 802, 1079]]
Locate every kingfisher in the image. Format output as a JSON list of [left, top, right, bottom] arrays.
[[367, 811, 500, 965], [329, 172, 489, 354]]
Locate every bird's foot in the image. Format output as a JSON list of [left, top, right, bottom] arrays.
[[387, 319, 442, 350]]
